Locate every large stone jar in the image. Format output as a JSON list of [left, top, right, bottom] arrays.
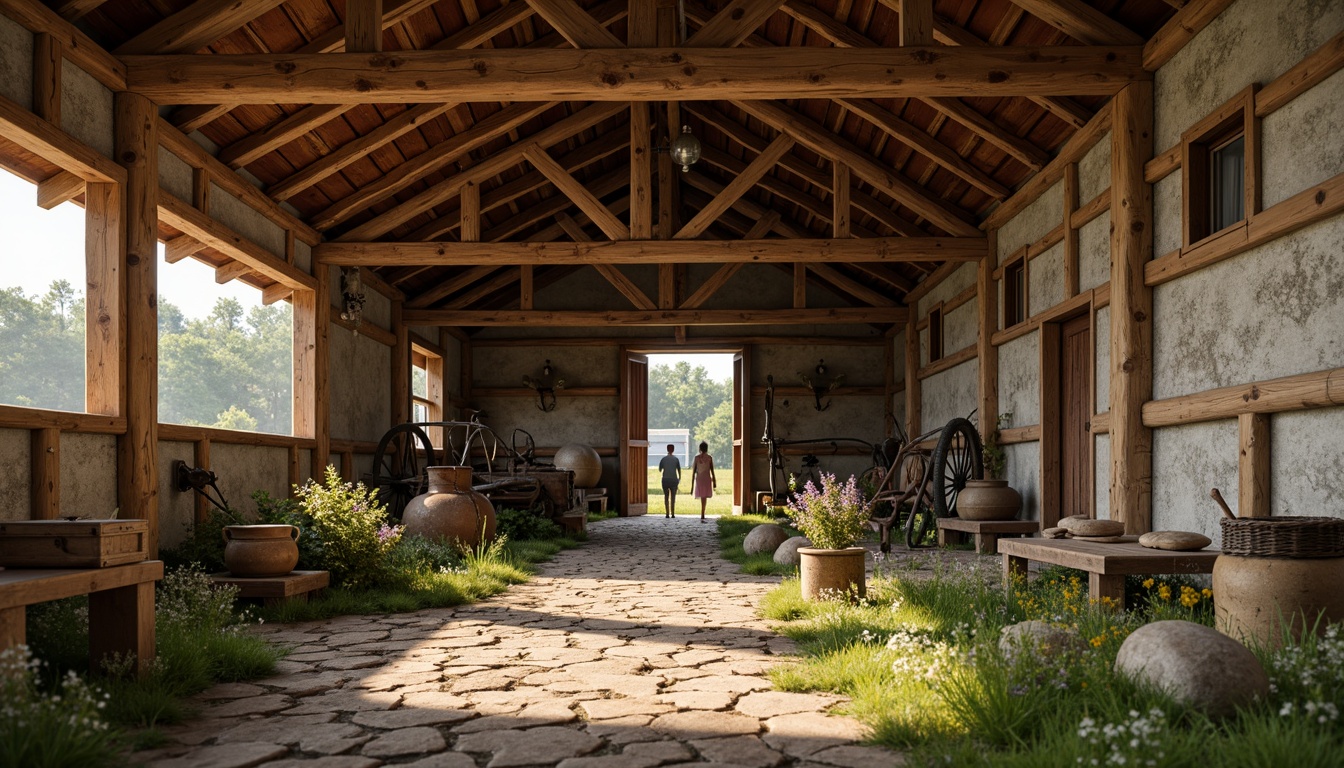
[[798, 547, 867, 601], [1213, 555, 1344, 647], [956, 479, 1022, 521], [553, 444, 602, 488], [222, 524, 300, 577], [402, 466, 497, 548]]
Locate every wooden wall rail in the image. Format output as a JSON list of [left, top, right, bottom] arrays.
[[472, 387, 619, 398], [1142, 367, 1344, 428], [0, 93, 124, 184], [159, 423, 319, 449], [0, 405, 126, 434], [749, 386, 886, 397], [330, 314, 397, 346], [471, 336, 887, 347], [917, 343, 977, 380], [983, 102, 1112, 231]]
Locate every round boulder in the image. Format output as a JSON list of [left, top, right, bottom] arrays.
[[743, 524, 790, 556], [999, 620, 1082, 659], [773, 536, 813, 566], [553, 444, 603, 488], [1114, 620, 1268, 718]]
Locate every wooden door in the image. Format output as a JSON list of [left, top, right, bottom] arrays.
[[1060, 314, 1092, 519], [619, 350, 649, 516], [731, 349, 751, 514]]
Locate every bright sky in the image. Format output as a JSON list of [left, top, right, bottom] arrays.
[[647, 352, 734, 383], [0, 168, 263, 319]]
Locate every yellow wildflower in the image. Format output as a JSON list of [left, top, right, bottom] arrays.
[[1089, 635, 1104, 648], [1202, 588, 1213, 599], [1142, 578, 1155, 590], [1158, 584, 1172, 601], [1179, 585, 1200, 608]]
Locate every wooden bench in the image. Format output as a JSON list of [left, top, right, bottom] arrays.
[[578, 487, 608, 515], [210, 570, 329, 607], [937, 518, 1040, 554], [998, 538, 1220, 609], [0, 561, 163, 675]]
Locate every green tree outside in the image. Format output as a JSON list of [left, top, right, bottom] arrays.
[[647, 360, 733, 467]]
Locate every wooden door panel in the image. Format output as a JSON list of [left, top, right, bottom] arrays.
[[1060, 315, 1092, 519], [620, 351, 649, 516]]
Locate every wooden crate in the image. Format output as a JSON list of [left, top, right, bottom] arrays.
[[0, 520, 150, 568]]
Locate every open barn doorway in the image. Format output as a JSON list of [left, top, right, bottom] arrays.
[[620, 348, 748, 517]]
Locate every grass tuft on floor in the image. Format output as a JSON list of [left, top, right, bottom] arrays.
[[716, 514, 800, 576]]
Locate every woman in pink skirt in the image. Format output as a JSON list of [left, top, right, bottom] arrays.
[[690, 441, 717, 522]]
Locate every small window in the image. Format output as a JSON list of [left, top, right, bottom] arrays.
[[1210, 135, 1245, 233], [1182, 88, 1254, 246], [412, 344, 444, 447], [1003, 260, 1026, 327], [928, 306, 943, 363]]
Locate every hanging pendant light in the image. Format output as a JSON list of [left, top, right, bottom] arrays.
[[669, 125, 702, 172]]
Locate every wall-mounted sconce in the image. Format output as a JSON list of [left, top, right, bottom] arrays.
[[340, 266, 366, 329], [522, 359, 565, 412], [172, 460, 231, 513], [797, 359, 845, 411]]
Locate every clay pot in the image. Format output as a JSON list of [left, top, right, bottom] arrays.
[[222, 524, 300, 578], [798, 547, 867, 601], [402, 466, 496, 548], [1213, 554, 1344, 647], [956, 479, 1022, 521], [553, 444, 602, 488]]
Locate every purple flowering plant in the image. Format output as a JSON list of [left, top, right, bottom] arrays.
[[786, 472, 870, 550]]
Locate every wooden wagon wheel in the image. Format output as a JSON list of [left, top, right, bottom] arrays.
[[930, 417, 984, 520], [369, 424, 437, 519]]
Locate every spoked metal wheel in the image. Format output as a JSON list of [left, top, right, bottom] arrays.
[[930, 417, 984, 519], [899, 452, 937, 548], [369, 424, 437, 519]]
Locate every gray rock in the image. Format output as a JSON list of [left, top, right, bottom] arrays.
[[998, 620, 1082, 659], [1114, 620, 1269, 718], [773, 536, 813, 566], [1061, 518, 1125, 537], [743, 524, 790, 556]]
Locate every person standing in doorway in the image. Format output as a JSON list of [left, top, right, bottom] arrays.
[[658, 444, 681, 518], [691, 441, 717, 522]]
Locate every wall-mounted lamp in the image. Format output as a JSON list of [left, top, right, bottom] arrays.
[[655, 125, 702, 172], [797, 359, 845, 411], [340, 266, 366, 329], [172, 460, 231, 513], [522, 359, 566, 412]]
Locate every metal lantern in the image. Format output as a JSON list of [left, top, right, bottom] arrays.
[[669, 125, 702, 172]]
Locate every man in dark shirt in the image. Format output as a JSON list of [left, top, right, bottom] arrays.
[[657, 444, 681, 518]]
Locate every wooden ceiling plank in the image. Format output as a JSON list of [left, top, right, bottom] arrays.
[[346, 0, 385, 52], [686, 0, 788, 47], [1008, 0, 1143, 46], [314, 101, 557, 231], [122, 47, 1150, 103], [734, 99, 980, 237], [218, 104, 355, 168], [524, 0, 624, 47], [525, 144, 630, 240], [115, 0, 289, 54], [338, 102, 627, 242], [676, 133, 794, 239], [851, 262, 914, 292], [172, 105, 233, 133], [898, 0, 933, 46], [405, 307, 908, 326], [832, 161, 850, 238], [51, 0, 107, 21], [808, 262, 894, 306], [318, 236, 986, 265]]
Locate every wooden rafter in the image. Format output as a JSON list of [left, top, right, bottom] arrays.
[[681, 263, 746, 309], [407, 265, 499, 309], [524, 0, 623, 47], [809, 263, 896, 307], [525, 145, 630, 240], [676, 133, 794, 239], [52, 0, 107, 21], [484, 167, 629, 242], [1009, 0, 1144, 45], [121, 47, 1149, 104], [405, 307, 907, 326], [686, 0, 788, 47], [217, 104, 354, 168], [115, 0, 288, 54], [682, 171, 810, 239]]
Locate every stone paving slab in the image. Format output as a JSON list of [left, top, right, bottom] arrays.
[[135, 516, 902, 767]]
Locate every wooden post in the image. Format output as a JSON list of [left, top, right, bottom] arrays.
[[460, 181, 480, 241], [288, 444, 301, 494], [115, 92, 159, 556], [1039, 322, 1061, 528], [314, 265, 331, 474], [1238, 412, 1270, 518], [793, 263, 806, 308], [630, 101, 653, 239], [978, 234, 998, 441], [31, 428, 60, 519], [1108, 81, 1154, 534], [33, 33, 61, 125], [519, 265, 533, 309], [391, 299, 410, 427], [84, 182, 122, 417], [904, 312, 921, 438], [832, 162, 850, 238], [345, 0, 384, 53], [899, 0, 934, 46], [1064, 163, 1080, 298]]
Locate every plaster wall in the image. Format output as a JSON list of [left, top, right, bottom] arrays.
[[1094, 434, 1110, 520], [1003, 441, 1040, 522], [998, 333, 1040, 427], [1077, 131, 1112, 203], [920, 359, 977, 435], [0, 13, 32, 110], [753, 344, 882, 389], [157, 441, 195, 549], [294, 241, 312, 275], [211, 443, 291, 515], [1152, 173, 1181, 257], [996, 182, 1062, 263], [209, 183, 287, 261], [472, 396, 619, 455], [474, 345, 617, 390], [944, 302, 977, 354], [1153, 0, 1343, 151], [1028, 243, 1065, 315], [329, 329, 391, 442], [1261, 69, 1344, 208], [1094, 306, 1111, 413], [58, 433, 117, 518], [1271, 407, 1344, 516], [0, 429, 30, 521], [1078, 214, 1110, 293], [158, 146, 195, 202], [328, 265, 393, 333], [915, 263, 976, 316], [60, 65, 113, 159], [1151, 421, 1238, 544]]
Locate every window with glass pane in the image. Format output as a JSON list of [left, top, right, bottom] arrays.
[[1004, 260, 1026, 327], [1210, 135, 1245, 233]]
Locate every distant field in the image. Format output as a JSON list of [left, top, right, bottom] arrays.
[[646, 466, 735, 516]]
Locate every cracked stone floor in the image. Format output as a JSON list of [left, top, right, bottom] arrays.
[[134, 515, 903, 768]]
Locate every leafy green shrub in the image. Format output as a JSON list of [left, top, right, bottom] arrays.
[[0, 646, 119, 768], [252, 489, 325, 570], [785, 472, 869, 550], [386, 534, 464, 586], [295, 466, 402, 589], [494, 507, 563, 542], [161, 507, 236, 573]]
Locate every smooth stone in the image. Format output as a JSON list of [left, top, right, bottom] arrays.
[[454, 726, 602, 768], [744, 524, 791, 556], [361, 727, 447, 758], [773, 536, 812, 566], [1042, 527, 1068, 539], [1114, 620, 1269, 718], [1139, 531, 1213, 551], [998, 620, 1082, 659], [1061, 518, 1125, 537], [650, 710, 762, 739]]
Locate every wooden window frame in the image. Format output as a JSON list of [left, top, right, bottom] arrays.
[[927, 304, 944, 363], [411, 342, 444, 447], [1182, 86, 1258, 249], [1002, 254, 1027, 329]]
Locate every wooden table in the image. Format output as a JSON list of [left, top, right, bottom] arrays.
[[210, 570, 329, 607], [937, 518, 1040, 554], [998, 539, 1219, 609], [0, 560, 163, 674]]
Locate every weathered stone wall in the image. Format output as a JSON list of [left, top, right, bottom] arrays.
[[0, 13, 32, 111]]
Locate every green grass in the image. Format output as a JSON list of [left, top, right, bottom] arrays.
[[757, 564, 1344, 765], [715, 514, 800, 576], [647, 465, 735, 516]]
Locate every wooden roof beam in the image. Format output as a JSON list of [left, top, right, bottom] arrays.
[[686, 0, 788, 47], [407, 265, 499, 309], [681, 171, 809, 239], [122, 47, 1149, 104], [676, 134, 794, 239], [808, 263, 896, 307], [115, 0, 288, 54], [524, 0, 623, 47], [850, 263, 916, 293], [482, 167, 629, 242], [317, 237, 985, 266], [404, 307, 908, 326], [51, 0, 107, 21], [524, 145, 630, 239], [218, 104, 355, 168], [1008, 0, 1143, 46]]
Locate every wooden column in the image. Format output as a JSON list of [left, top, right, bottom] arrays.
[[460, 181, 480, 241], [904, 312, 921, 438], [519, 265, 533, 310], [1108, 81, 1154, 534], [31, 429, 60, 519], [115, 92, 159, 555], [391, 299, 410, 427], [630, 101, 653, 239], [346, 0, 384, 52], [314, 265, 331, 474], [1238, 413, 1270, 518], [899, 0, 934, 46], [33, 33, 61, 124], [832, 162, 850, 238], [85, 183, 123, 417], [883, 333, 895, 437], [1064, 163, 1080, 298], [1039, 322, 1061, 528], [977, 234, 998, 441]]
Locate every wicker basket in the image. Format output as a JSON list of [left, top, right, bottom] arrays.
[[1220, 516, 1344, 559]]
